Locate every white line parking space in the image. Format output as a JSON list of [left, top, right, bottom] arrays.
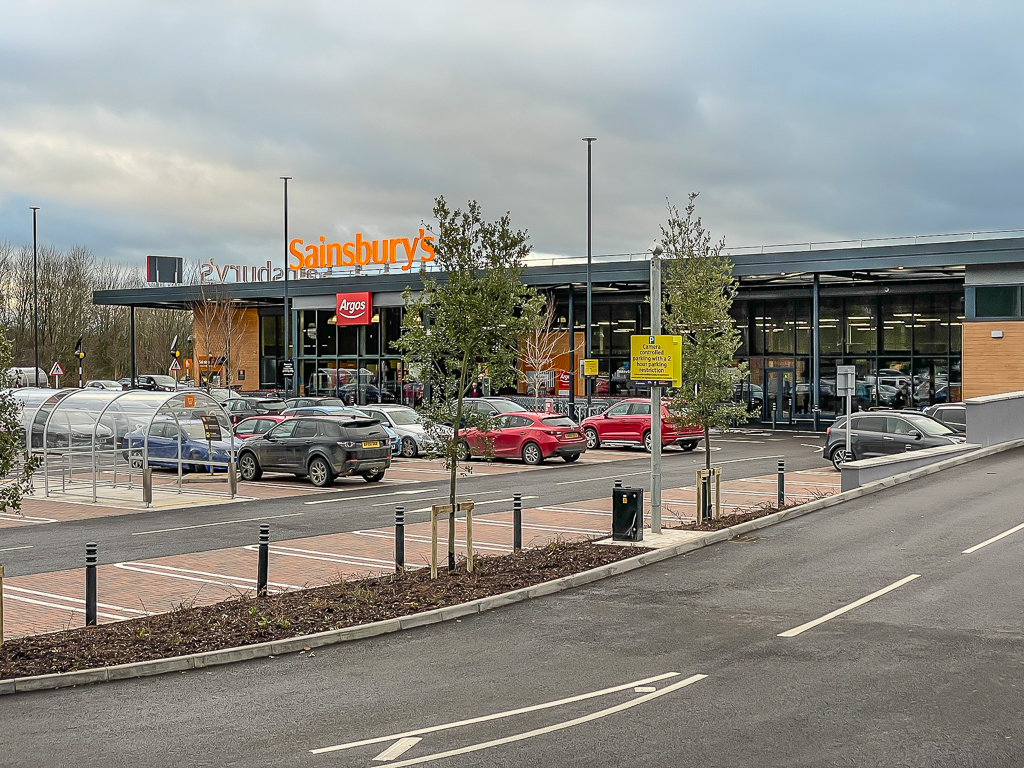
[[778, 574, 921, 638]]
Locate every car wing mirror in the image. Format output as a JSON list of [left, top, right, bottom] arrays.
[[909, 430, 921, 439]]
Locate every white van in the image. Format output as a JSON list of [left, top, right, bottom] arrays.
[[6, 367, 49, 388]]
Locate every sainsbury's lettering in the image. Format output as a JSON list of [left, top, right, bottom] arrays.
[[288, 229, 435, 272]]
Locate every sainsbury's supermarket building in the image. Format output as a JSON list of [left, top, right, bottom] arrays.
[[94, 232, 1024, 427]]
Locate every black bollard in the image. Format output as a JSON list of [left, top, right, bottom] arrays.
[[777, 459, 785, 508], [513, 493, 523, 552], [614, 478, 623, 489], [395, 506, 405, 573], [257, 523, 269, 597], [85, 542, 97, 627]]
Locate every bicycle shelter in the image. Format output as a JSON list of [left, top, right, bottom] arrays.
[[18, 388, 237, 508]]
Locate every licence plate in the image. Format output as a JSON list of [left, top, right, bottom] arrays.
[[564, 432, 579, 439], [362, 441, 381, 448]]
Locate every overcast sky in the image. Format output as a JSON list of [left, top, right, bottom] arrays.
[[1, 1, 1022, 268]]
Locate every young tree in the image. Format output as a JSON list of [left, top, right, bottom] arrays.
[[192, 284, 249, 389], [661, 193, 748, 470], [0, 330, 40, 513], [397, 197, 542, 570], [519, 294, 562, 409]]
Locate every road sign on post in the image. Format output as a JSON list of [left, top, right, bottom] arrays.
[[629, 335, 682, 386], [580, 358, 599, 377], [50, 362, 64, 388]]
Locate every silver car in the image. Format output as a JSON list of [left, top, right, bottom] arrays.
[[361, 404, 447, 458]]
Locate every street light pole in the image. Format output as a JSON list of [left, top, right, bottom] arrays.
[[280, 176, 291, 396], [650, 243, 664, 534], [583, 138, 596, 413], [30, 207, 39, 385]]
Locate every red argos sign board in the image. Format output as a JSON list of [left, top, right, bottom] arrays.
[[336, 292, 372, 325]]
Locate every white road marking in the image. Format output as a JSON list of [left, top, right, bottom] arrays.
[[555, 471, 648, 486], [2, 584, 152, 615], [0, 545, 32, 552], [311, 671, 682, 754], [371, 489, 510, 508], [778, 574, 921, 638], [715, 439, 765, 444], [114, 562, 303, 592], [132, 512, 303, 535], [633, 686, 657, 692], [2, 592, 131, 620], [716, 454, 786, 465], [352, 530, 511, 553], [0, 512, 57, 524], [374, 738, 423, 762], [474, 519, 607, 536], [243, 543, 394, 567], [962, 521, 1024, 554], [407, 496, 538, 514], [305, 488, 437, 506], [370, 674, 708, 767]]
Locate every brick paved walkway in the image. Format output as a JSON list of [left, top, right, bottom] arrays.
[[0, 467, 838, 639]]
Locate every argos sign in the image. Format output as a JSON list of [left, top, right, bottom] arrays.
[[336, 292, 372, 325]]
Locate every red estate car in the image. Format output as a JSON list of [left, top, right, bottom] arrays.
[[581, 398, 702, 452], [456, 412, 587, 465], [233, 415, 291, 440]]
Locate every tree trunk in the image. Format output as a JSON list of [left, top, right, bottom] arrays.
[[704, 424, 711, 470], [448, 352, 471, 572]]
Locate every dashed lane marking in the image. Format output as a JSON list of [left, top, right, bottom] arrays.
[[962, 521, 1024, 554], [778, 574, 921, 638]]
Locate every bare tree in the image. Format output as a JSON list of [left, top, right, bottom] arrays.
[[519, 294, 563, 409], [192, 284, 249, 388]]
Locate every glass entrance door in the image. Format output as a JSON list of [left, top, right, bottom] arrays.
[[764, 368, 795, 426]]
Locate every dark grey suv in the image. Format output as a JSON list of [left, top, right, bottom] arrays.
[[823, 410, 966, 470], [236, 416, 391, 486]]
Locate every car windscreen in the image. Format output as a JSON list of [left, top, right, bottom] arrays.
[[903, 414, 956, 436], [541, 416, 575, 427], [489, 400, 523, 414], [385, 408, 421, 426], [317, 398, 346, 407], [258, 400, 286, 413], [151, 376, 177, 387]]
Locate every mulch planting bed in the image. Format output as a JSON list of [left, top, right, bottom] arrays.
[[0, 540, 645, 679], [671, 495, 833, 532]]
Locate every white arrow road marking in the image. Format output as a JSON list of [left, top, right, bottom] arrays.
[[373, 738, 422, 762], [310, 671, 683, 755], [778, 574, 921, 637], [370, 674, 708, 767]]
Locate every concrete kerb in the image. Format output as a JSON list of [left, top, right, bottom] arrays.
[[4, 439, 1020, 695]]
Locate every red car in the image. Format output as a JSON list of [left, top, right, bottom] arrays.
[[233, 415, 291, 441], [456, 412, 587, 465], [581, 398, 702, 452]]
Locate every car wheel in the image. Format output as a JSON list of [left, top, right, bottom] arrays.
[[830, 446, 854, 471], [455, 440, 472, 462], [642, 431, 653, 452], [400, 437, 418, 459], [563, 453, 580, 463], [238, 452, 262, 481], [584, 427, 600, 450], [308, 457, 335, 487], [521, 441, 544, 465], [680, 441, 698, 452], [362, 468, 385, 483], [187, 451, 204, 474]]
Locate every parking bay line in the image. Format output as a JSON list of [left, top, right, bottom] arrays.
[[0, 545, 33, 553], [306, 489, 438, 506], [406, 496, 538, 514], [311, 671, 683, 754], [371, 489, 511, 508], [778, 574, 921, 638], [556, 471, 648, 486], [358, 674, 708, 768], [132, 513, 303, 535], [962, 521, 1024, 554]]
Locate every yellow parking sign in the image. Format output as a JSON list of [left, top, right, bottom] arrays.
[[630, 335, 682, 386]]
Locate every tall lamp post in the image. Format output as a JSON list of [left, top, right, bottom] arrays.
[[583, 137, 596, 412], [649, 242, 664, 535], [30, 207, 39, 385], [280, 176, 292, 395]]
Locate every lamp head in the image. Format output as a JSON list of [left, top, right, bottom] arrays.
[[649, 241, 664, 258]]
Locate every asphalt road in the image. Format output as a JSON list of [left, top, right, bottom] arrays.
[[4, 446, 1024, 766], [2, 430, 828, 576]]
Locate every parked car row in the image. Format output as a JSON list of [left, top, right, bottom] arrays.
[[823, 409, 967, 470]]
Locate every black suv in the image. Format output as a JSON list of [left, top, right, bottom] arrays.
[[823, 410, 966, 470], [236, 416, 391, 486]]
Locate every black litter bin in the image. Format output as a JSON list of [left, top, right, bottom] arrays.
[[612, 487, 644, 542]]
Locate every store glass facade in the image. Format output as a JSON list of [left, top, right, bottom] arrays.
[[732, 289, 964, 423]]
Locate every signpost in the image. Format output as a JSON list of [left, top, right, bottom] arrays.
[[49, 361, 64, 388], [169, 357, 182, 384], [630, 334, 682, 535], [836, 365, 856, 463]]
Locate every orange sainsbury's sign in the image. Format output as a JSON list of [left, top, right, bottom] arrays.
[[289, 229, 435, 272]]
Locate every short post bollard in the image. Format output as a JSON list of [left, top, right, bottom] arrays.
[[613, 479, 623, 489], [513, 493, 523, 552], [395, 506, 405, 573], [0, 563, 5, 646], [256, 523, 269, 597], [777, 459, 785, 508], [85, 543, 97, 627]]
